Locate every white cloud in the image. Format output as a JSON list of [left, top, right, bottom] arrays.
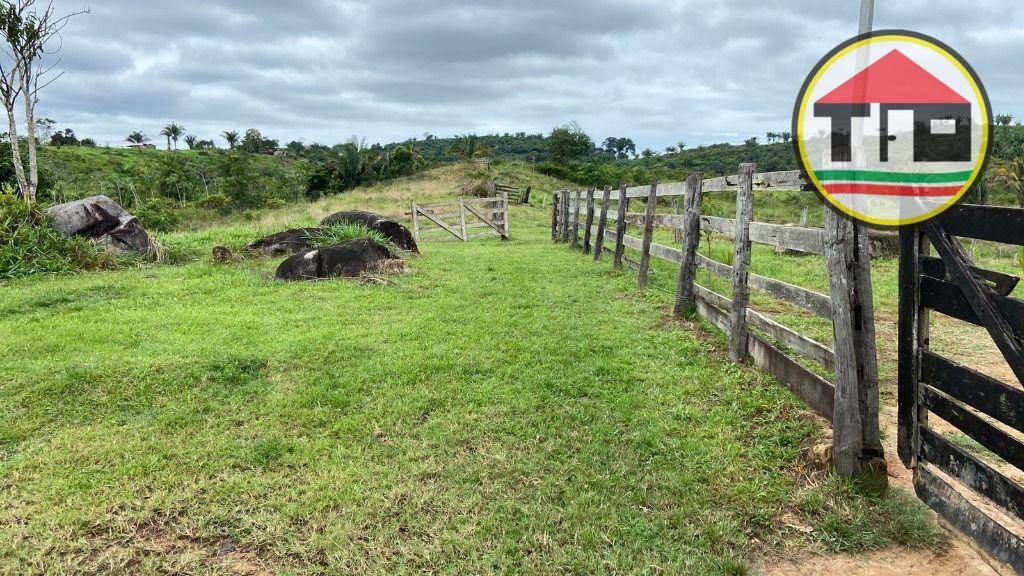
[[36, 0, 1024, 150]]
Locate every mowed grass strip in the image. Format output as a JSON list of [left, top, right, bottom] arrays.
[[0, 211, 940, 574]]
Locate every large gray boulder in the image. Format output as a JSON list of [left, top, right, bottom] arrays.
[[320, 210, 418, 253], [46, 195, 154, 254], [275, 238, 398, 281]]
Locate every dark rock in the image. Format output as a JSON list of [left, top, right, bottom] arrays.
[[94, 217, 155, 254], [320, 210, 418, 253], [275, 238, 397, 281], [212, 246, 234, 263], [248, 227, 320, 257], [46, 195, 154, 254]]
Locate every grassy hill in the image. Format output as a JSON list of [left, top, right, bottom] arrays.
[[0, 161, 946, 574]]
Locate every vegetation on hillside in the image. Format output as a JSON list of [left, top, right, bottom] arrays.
[[0, 186, 116, 279]]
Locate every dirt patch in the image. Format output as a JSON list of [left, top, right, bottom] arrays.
[[82, 517, 272, 576], [756, 539, 1005, 576]]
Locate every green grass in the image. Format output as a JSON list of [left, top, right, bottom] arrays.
[[310, 223, 390, 249], [0, 200, 946, 574]]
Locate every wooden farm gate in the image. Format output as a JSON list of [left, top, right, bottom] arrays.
[[899, 206, 1024, 572], [493, 182, 532, 205], [411, 194, 509, 244]]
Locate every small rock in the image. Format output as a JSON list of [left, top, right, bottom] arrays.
[[212, 246, 234, 263]]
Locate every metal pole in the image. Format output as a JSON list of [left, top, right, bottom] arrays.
[[858, 0, 874, 34]]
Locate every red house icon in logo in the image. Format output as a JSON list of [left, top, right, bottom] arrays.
[[813, 50, 971, 164]]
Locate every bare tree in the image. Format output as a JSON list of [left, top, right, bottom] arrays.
[[0, 33, 27, 197], [0, 0, 88, 201]]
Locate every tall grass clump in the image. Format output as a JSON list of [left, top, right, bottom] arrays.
[[0, 187, 116, 279], [310, 223, 389, 248]]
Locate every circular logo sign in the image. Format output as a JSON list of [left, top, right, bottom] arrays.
[[794, 31, 991, 227]]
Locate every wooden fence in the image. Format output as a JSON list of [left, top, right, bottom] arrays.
[[411, 194, 509, 243], [552, 166, 885, 484], [493, 182, 532, 205]]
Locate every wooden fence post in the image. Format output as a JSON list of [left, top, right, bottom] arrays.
[[853, 224, 883, 482], [411, 202, 421, 243], [458, 197, 468, 241], [594, 186, 611, 262], [672, 196, 684, 244], [612, 184, 629, 270], [897, 228, 929, 470], [825, 206, 863, 479], [565, 189, 573, 240], [582, 187, 596, 254], [571, 190, 582, 249], [729, 164, 755, 362], [638, 180, 659, 288], [501, 191, 510, 240], [673, 172, 704, 316], [826, 209, 886, 489], [551, 191, 560, 241]]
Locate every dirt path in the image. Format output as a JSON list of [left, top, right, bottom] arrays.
[[757, 407, 1010, 575], [758, 308, 1022, 576]]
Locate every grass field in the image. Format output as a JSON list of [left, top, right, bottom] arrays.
[[0, 166, 947, 574]]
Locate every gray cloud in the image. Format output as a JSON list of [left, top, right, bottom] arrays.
[[35, 0, 1024, 150]]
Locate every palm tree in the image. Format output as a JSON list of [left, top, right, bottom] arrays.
[[184, 134, 198, 150], [996, 157, 1024, 208], [160, 123, 185, 150], [125, 131, 150, 147], [446, 134, 489, 161], [222, 130, 239, 149]]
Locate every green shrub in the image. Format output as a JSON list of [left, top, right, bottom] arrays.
[[0, 188, 115, 279], [196, 193, 232, 211], [132, 197, 183, 232], [263, 198, 286, 209], [310, 223, 389, 248]]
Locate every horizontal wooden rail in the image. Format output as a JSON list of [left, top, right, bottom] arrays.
[[579, 220, 833, 362], [566, 170, 808, 202], [693, 284, 834, 421], [581, 223, 832, 319], [916, 466, 1024, 574], [922, 351, 1024, 433], [696, 283, 834, 368]]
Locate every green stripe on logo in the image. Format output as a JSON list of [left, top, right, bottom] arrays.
[[816, 170, 973, 184]]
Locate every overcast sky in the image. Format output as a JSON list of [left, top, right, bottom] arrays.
[[40, 0, 1024, 151]]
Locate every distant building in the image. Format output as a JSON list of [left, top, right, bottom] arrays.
[[126, 143, 156, 150]]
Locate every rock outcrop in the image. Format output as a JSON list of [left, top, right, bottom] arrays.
[[320, 210, 418, 253], [47, 195, 154, 254], [248, 228, 320, 257], [275, 238, 399, 281]]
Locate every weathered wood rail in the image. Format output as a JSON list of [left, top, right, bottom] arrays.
[[551, 166, 883, 486], [900, 207, 1024, 572], [493, 182, 531, 205]]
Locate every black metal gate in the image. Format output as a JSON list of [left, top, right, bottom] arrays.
[[899, 203, 1024, 572]]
